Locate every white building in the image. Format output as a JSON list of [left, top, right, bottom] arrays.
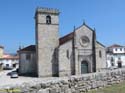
[[106, 44, 125, 68], [0, 54, 19, 70]]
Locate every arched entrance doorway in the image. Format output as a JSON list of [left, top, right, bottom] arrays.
[[81, 61, 88, 74]]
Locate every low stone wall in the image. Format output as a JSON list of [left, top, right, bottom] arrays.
[[1, 68, 125, 93]]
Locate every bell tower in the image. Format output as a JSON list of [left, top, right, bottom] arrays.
[[35, 7, 59, 77]]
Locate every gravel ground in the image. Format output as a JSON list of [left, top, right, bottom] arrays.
[[0, 70, 68, 88]]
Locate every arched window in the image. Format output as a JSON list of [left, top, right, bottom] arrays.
[[46, 15, 51, 24], [99, 50, 102, 58]]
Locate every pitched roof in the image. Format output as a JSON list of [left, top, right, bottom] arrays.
[[59, 32, 74, 45], [19, 45, 36, 52], [59, 23, 94, 45], [2, 55, 19, 60], [0, 53, 19, 60], [108, 44, 123, 48], [96, 41, 105, 48]]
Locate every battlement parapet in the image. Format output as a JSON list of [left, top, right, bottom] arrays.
[[36, 7, 59, 15]]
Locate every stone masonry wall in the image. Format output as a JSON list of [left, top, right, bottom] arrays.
[[96, 42, 106, 71], [1, 68, 125, 93]]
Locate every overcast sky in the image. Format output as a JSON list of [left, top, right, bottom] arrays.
[[0, 0, 125, 53]]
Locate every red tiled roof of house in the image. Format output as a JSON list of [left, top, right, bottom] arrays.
[[108, 44, 123, 48], [0, 54, 19, 60]]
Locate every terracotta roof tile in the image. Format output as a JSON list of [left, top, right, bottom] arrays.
[[108, 44, 123, 48], [59, 32, 74, 45], [0, 54, 19, 60]]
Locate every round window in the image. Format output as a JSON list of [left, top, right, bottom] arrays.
[[80, 36, 90, 47]]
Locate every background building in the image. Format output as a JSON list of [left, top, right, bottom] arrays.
[[0, 53, 19, 70], [0, 45, 4, 70], [0, 46, 4, 58], [106, 44, 125, 68], [0, 45, 19, 70]]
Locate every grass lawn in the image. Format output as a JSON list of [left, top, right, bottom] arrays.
[[88, 82, 125, 93]]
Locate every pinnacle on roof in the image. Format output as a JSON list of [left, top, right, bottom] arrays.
[[83, 20, 86, 25]]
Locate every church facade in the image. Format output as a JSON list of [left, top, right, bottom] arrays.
[[19, 7, 106, 77]]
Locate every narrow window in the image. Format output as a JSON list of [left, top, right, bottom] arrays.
[[26, 54, 31, 60], [120, 48, 122, 51], [66, 50, 69, 59], [115, 48, 117, 51], [111, 57, 114, 66], [46, 15, 51, 24], [99, 50, 102, 58]]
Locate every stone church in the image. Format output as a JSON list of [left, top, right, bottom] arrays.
[[19, 7, 106, 77]]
